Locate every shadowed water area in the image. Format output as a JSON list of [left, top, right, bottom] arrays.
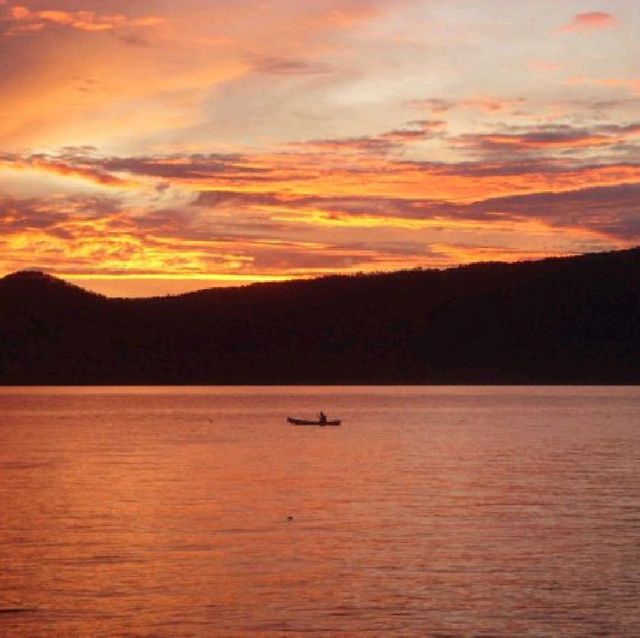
[[0, 386, 639, 636]]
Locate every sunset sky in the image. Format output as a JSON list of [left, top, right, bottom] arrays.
[[1, 0, 639, 296]]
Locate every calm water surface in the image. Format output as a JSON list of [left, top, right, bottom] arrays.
[[0, 386, 639, 636]]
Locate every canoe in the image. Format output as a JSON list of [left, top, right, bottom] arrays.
[[287, 417, 341, 426]]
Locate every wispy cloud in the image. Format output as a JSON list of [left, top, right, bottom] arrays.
[[248, 55, 333, 76]]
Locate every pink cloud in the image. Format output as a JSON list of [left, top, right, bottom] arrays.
[[560, 12, 616, 33]]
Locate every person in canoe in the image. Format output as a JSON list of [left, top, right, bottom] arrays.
[[318, 411, 327, 424]]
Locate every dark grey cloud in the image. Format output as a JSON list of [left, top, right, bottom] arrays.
[[467, 182, 640, 238], [456, 121, 640, 157]]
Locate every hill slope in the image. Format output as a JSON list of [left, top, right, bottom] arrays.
[[1, 249, 639, 384]]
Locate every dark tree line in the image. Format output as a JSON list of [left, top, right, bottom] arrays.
[[1, 247, 639, 384]]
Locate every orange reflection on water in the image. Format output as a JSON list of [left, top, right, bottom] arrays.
[[1, 386, 639, 634]]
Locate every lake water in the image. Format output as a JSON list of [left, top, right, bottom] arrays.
[[0, 386, 639, 636]]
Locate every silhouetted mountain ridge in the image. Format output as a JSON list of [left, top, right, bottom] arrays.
[[1, 248, 639, 384]]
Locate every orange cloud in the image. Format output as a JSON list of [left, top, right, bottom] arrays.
[[560, 12, 616, 33], [2, 5, 164, 35]]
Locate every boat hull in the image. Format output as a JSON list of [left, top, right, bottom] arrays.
[[287, 417, 341, 426]]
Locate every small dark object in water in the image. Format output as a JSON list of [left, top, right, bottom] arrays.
[[287, 417, 341, 426], [287, 515, 294, 521]]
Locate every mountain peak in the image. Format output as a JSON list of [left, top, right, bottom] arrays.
[[3, 269, 58, 282], [0, 269, 103, 299]]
